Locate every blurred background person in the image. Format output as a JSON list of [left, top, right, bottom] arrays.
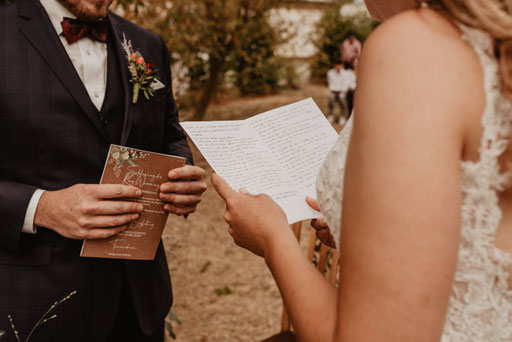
[[345, 56, 359, 117], [341, 34, 362, 66], [327, 59, 356, 125]]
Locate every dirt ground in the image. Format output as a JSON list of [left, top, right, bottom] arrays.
[[162, 84, 342, 342]]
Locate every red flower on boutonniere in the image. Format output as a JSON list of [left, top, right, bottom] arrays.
[[146, 63, 154, 75], [122, 34, 160, 104]]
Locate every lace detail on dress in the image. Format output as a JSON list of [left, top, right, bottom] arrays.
[[442, 24, 512, 342], [316, 116, 353, 249], [315, 23, 512, 340]]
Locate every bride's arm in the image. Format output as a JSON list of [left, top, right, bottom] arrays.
[[332, 10, 483, 341], [212, 176, 339, 340]]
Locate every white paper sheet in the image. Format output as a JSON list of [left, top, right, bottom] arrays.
[[181, 98, 339, 224]]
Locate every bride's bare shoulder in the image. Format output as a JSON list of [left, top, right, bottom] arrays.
[[357, 8, 485, 134], [366, 8, 466, 51]]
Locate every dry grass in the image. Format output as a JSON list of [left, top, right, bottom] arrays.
[[162, 84, 342, 341]]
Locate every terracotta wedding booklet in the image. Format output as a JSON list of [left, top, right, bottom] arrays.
[[80, 145, 186, 260]]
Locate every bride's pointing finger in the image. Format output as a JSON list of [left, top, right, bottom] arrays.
[[211, 173, 238, 202]]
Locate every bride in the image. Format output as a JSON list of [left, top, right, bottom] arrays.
[[212, 0, 512, 340]]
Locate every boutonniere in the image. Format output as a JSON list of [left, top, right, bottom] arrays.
[[121, 34, 160, 104]]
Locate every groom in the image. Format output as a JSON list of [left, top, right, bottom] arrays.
[[0, 0, 206, 341]]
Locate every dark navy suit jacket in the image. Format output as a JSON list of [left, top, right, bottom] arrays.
[[0, 0, 192, 340]]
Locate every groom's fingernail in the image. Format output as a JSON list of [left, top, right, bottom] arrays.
[[168, 171, 177, 179]]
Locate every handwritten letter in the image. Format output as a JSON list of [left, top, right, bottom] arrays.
[[181, 98, 338, 223]]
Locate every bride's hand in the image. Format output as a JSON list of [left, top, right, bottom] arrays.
[[306, 197, 336, 248], [211, 173, 293, 258]]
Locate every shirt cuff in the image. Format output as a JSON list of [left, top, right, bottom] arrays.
[[22, 189, 46, 234]]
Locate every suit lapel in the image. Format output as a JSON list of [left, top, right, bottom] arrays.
[[17, 0, 109, 141], [108, 14, 133, 146]]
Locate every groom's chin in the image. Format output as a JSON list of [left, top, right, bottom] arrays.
[[58, 0, 113, 21]]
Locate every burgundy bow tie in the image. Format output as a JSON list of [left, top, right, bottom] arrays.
[[61, 17, 108, 44]]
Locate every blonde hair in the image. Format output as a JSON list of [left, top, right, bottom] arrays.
[[427, 0, 512, 96]]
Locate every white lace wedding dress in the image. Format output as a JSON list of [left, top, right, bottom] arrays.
[[316, 24, 512, 341]]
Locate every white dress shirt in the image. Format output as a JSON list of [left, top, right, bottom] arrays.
[[327, 68, 356, 94], [22, 0, 108, 234]]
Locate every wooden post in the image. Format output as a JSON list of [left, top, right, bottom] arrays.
[[317, 244, 329, 274], [307, 227, 317, 261], [328, 250, 339, 284]]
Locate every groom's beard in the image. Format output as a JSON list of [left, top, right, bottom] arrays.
[[59, 0, 113, 21]]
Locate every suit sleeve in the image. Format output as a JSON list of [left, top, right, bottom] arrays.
[[159, 36, 194, 165], [0, 181, 38, 252]]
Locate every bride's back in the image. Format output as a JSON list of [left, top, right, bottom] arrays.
[[438, 0, 512, 291], [317, 4, 512, 340]]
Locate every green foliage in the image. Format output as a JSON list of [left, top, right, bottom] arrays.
[[310, 2, 379, 81], [214, 286, 232, 296], [165, 310, 182, 340], [200, 260, 212, 273], [120, 0, 292, 104], [230, 12, 282, 95]]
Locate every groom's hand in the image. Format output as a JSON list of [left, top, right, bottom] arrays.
[[159, 165, 207, 216], [34, 184, 144, 239], [306, 197, 336, 248]]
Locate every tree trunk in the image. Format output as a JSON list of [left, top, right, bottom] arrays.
[[191, 56, 226, 121]]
